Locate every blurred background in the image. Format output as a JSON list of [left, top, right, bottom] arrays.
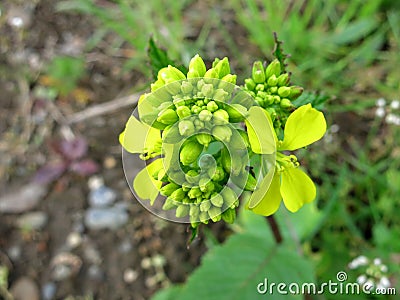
[[0, 0, 399, 299]]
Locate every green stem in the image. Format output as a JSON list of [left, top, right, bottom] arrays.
[[266, 215, 283, 244]]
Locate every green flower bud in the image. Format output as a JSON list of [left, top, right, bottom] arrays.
[[164, 82, 181, 95], [176, 106, 191, 119], [204, 68, 218, 79], [162, 197, 176, 210], [160, 182, 180, 197], [170, 188, 186, 201], [185, 170, 200, 184], [212, 58, 220, 68], [188, 187, 202, 199], [210, 193, 224, 207], [265, 59, 281, 78], [191, 105, 202, 114], [277, 73, 290, 86], [201, 83, 214, 98], [208, 166, 225, 182], [178, 120, 195, 136], [199, 109, 213, 121], [244, 174, 258, 191], [157, 108, 178, 125], [221, 74, 237, 84], [214, 57, 230, 78], [182, 181, 192, 192], [245, 78, 256, 91], [213, 109, 229, 125], [212, 125, 232, 143], [267, 74, 278, 86], [225, 104, 247, 122], [158, 66, 185, 83], [180, 140, 203, 166], [141, 111, 165, 129], [188, 54, 206, 77], [199, 211, 209, 223], [269, 86, 278, 94], [157, 168, 167, 181], [221, 148, 231, 174], [255, 84, 265, 92], [208, 206, 222, 222], [180, 81, 194, 94], [200, 200, 211, 212], [252, 61, 266, 84], [213, 89, 229, 102], [189, 204, 200, 219], [194, 119, 205, 129], [265, 107, 277, 121], [255, 97, 264, 106], [199, 178, 215, 193], [280, 98, 293, 109], [187, 69, 200, 79], [289, 86, 303, 99], [222, 208, 236, 224], [196, 133, 213, 147], [207, 101, 219, 112], [264, 95, 274, 105], [151, 79, 165, 91], [278, 86, 291, 98], [221, 187, 238, 208], [176, 204, 189, 218]]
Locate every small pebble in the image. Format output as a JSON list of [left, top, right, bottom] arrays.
[[10, 277, 40, 300], [16, 211, 48, 230], [88, 186, 117, 207], [66, 232, 82, 249], [87, 264, 104, 281], [51, 253, 82, 281], [118, 240, 133, 253], [88, 176, 104, 190], [123, 268, 138, 283], [41, 282, 57, 300], [84, 207, 128, 230], [8, 245, 22, 261]]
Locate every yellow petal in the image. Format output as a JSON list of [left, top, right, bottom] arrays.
[[245, 106, 276, 154], [280, 167, 316, 213], [279, 104, 326, 151], [250, 172, 282, 216], [133, 158, 163, 204], [119, 116, 161, 154]]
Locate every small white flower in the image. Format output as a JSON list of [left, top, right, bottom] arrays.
[[386, 113, 400, 125], [364, 279, 375, 289], [330, 124, 340, 133], [380, 264, 388, 273], [375, 107, 385, 118], [373, 258, 382, 266], [357, 275, 367, 285], [376, 98, 386, 107], [378, 277, 391, 288], [390, 100, 399, 110]]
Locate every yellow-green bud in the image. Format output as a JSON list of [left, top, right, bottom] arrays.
[[160, 182, 180, 197], [212, 125, 232, 143], [191, 105, 202, 114], [221, 74, 237, 84], [280, 98, 293, 109], [157, 108, 178, 125], [204, 68, 218, 79], [194, 119, 205, 129], [185, 170, 199, 184], [214, 57, 230, 78], [208, 206, 222, 222], [269, 86, 278, 94], [182, 181, 192, 192], [189, 204, 200, 219], [188, 187, 202, 199], [196, 133, 213, 147], [265, 95, 274, 105], [180, 81, 193, 94], [252, 61, 266, 84], [170, 188, 186, 201], [151, 78, 165, 91], [178, 120, 195, 136], [221, 148, 231, 173], [265, 59, 281, 78], [221, 187, 238, 208], [267, 74, 278, 86], [273, 95, 281, 103], [201, 83, 214, 98], [213, 109, 229, 125], [188, 54, 206, 77], [176, 204, 189, 218], [207, 101, 219, 112], [200, 200, 211, 212], [162, 197, 176, 210], [199, 211, 209, 223], [199, 109, 213, 122], [180, 140, 203, 166], [265, 107, 277, 121], [277, 73, 290, 86], [245, 78, 256, 91], [176, 106, 191, 119], [222, 208, 236, 224], [225, 104, 247, 122], [158, 66, 185, 83], [210, 194, 224, 207], [213, 89, 229, 102], [199, 178, 215, 193], [289, 86, 303, 99], [244, 174, 258, 191], [208, 166, 225, 182], [278, 86, 291, 98]]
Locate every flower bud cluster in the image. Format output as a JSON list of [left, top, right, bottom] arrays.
[[243, 59, 303, 133]]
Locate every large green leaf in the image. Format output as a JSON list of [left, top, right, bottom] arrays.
[[152, 211, 315, 300]]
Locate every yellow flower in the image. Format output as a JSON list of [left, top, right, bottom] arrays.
[[246, 104, 326, 216]]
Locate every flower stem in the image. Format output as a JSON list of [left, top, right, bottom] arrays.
[[266, 215, 283, 244]]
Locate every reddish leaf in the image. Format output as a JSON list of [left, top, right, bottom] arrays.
[[70, 159, 98, 176], [60, 137, 88, 160], [33, 161, 67, 184]]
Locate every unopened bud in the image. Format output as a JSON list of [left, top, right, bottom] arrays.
[[225, 104, 247, 122], [162, 197, 176, 210], [221, 74, 236, 85], [221, 208, 236, 224], [170, 188, 186, 201], [278, 86, 291, 98], [207, 100, 219, 112], [208, 206, 222, 222], [189, 204, 200, 219], [213, 109, 229, 125], [214, 57, 230, 78], [160, 182, 180, 197], [221, 187, 238, 208], [252, 61, 266, 83], [244, 174, 258, 191], [200, 200, 211, 212], [204, 68, 219, 79], [176, 106, 191, 119], [289, 86, 303, 99], [267, 74, 278, 86], [245, 78, 256, 91], [178, 120, 195, 136], [157, 108, 178, 125], [280, 98, 293, 109], [188, 54, 206, 77], [188, 187, 202, 199], [199, 109, 213, 122], [213, 89, 229, 102], [176, 204, 189, 218], [208, 166, 225, 182], [199, 178, 215, 193], [265, 59, 281, 78], [180, 81, 193, 94], [277, 73, 290, 86], [212, 125, 232, 142], [201, 83, 214, 98], [180, 141, 203, 166], [196, 133, 213, 147], [210, 194, 224, 207]]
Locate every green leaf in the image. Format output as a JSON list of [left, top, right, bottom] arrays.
[[331, 18, 379, 45], [292, 91, 330, 110], [153, 211, 315, 300], [147, 37, 187, 80]]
